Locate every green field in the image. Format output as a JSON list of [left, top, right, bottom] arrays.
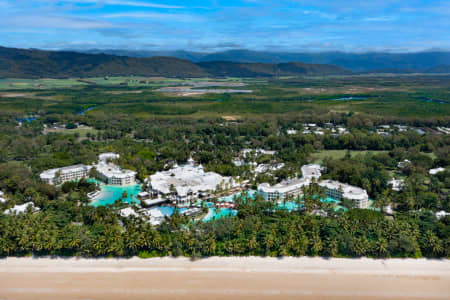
[[312, 150, 389, 164], [0, 75, 449, 119]]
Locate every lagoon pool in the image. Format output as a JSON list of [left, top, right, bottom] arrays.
[[220, 190, 256, 202], [90, 184, 142, 207], [157, 206, 189, 217], [203, 207, 238, 222]]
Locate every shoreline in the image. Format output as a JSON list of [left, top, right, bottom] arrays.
[[1, 256, 449, 299]]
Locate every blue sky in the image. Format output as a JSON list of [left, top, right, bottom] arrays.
[[0, 0, 449, 52]]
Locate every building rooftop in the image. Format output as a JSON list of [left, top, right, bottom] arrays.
[[319, 180, 368, 200], [96, 162, 136, 179], [301, 164, 322, 180], [150, 163, 236, 196], [4, 202, 40, 215], [99, 152, 120, 162], [258, 177, 310, 194], [39, 164, 91, 180]]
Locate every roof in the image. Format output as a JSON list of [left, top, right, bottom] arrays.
[[258, 177, 310, 194], [150, 164, 236, 195], [319, 180, 368, 200], [96, 162, 136, 179], [99, 152, 120, 161], [119, 207, 138, 218], [4, 202, 40, 215], [429, 167, 445, 175], [40, 164, 91, 179], [301, 164, 322, 179]]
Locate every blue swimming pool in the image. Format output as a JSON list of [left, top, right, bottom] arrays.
[[203, 207, 238, 222], [89, 183, 142, 207]]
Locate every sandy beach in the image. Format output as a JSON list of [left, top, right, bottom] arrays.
[[0, 256, 449, 300]]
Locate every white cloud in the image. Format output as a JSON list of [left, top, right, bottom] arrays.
[[102, 12, 202, 22], [61, 0, 184, 9]]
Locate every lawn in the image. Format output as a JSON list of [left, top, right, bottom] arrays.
[[312, 150, 389, 164]]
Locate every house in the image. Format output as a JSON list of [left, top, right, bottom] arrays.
[[429, 167, 445, 175], [4, 202, 40, 215], [388, 178, 405, 191]]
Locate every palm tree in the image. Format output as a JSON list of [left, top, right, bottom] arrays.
[[326, 237, 338, 257], [374, 189, 392, 214], [376, 238, 388, 257], [310, 231, 323, 256]]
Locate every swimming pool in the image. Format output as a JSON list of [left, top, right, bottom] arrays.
[[203, 207, 238, 222], [89, 183, 142, 207], [219, 190, 256, 202]]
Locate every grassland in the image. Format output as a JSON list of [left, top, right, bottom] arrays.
[[312, 150, 389, 164], [0, 75, 448, 119]]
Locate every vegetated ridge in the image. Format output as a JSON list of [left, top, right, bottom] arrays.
[[0, 46, 349, 78], [81, 48, 450, 73]]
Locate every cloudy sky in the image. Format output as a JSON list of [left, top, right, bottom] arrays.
[[1, 0, 449, 52]]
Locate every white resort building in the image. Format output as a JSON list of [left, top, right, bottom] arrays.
[[39, 164, 92, 185], [149, 158, 237, 206], [258, 164, 323, 202], [39, 153, 136, 186], [95, 161, 136, 186], [258, 177, 310, 202], [318, 180, 369, 209], [257, 164, 369, 209]]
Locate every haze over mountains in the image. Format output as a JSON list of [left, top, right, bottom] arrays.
[[82, 49, 450, 73], [1, 46, 449, 79], [0, 46, 349, 78]]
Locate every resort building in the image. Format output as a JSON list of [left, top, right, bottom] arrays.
[[388, 178, 405, 191], [0, 190, 5, 204], [301, 164, 323, 180], [40, 153, 135, 186], [241, 148, 276, 157], [258, 164, 369, 209], [95, 161, 136, 186], [148, 159, 237, 206], [258, 164, 323, 202], [99, 152, 120, 162], [258, 177, 310, 202], [40, 164, 92, 185], [318, 180, 369, 209]]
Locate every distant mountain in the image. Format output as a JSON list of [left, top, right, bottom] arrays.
[[198, 61, 350, 77], [0, 46, 208, 78], [424, 64, 450, 73], [79, 49, 450, 72], [0, 46, 350, 78], [82, 49, 206, 62]]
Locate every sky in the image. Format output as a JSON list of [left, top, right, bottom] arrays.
[[0, 0, 449, 53]]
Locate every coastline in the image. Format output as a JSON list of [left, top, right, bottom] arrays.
[[1, 256, 449, 299]]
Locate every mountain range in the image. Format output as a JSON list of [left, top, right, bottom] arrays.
[[82, 49, 450, 73], [0, 46, 349, 79]]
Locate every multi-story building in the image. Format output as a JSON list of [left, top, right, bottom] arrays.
[[149, 159, 237, 206], [258, 177, 310, 202], [257, 164, 369, 209], [40, 153, 135, 186], [318, 180, 369, 209], [95, 162, 136, 186], [40, 164, 92, 185]]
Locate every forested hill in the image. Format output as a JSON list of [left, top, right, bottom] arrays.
[[0, 46, 349, 78], [82, 49, 450, 73]]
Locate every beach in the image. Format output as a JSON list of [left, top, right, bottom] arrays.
[[0, 256, 449, 299]]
